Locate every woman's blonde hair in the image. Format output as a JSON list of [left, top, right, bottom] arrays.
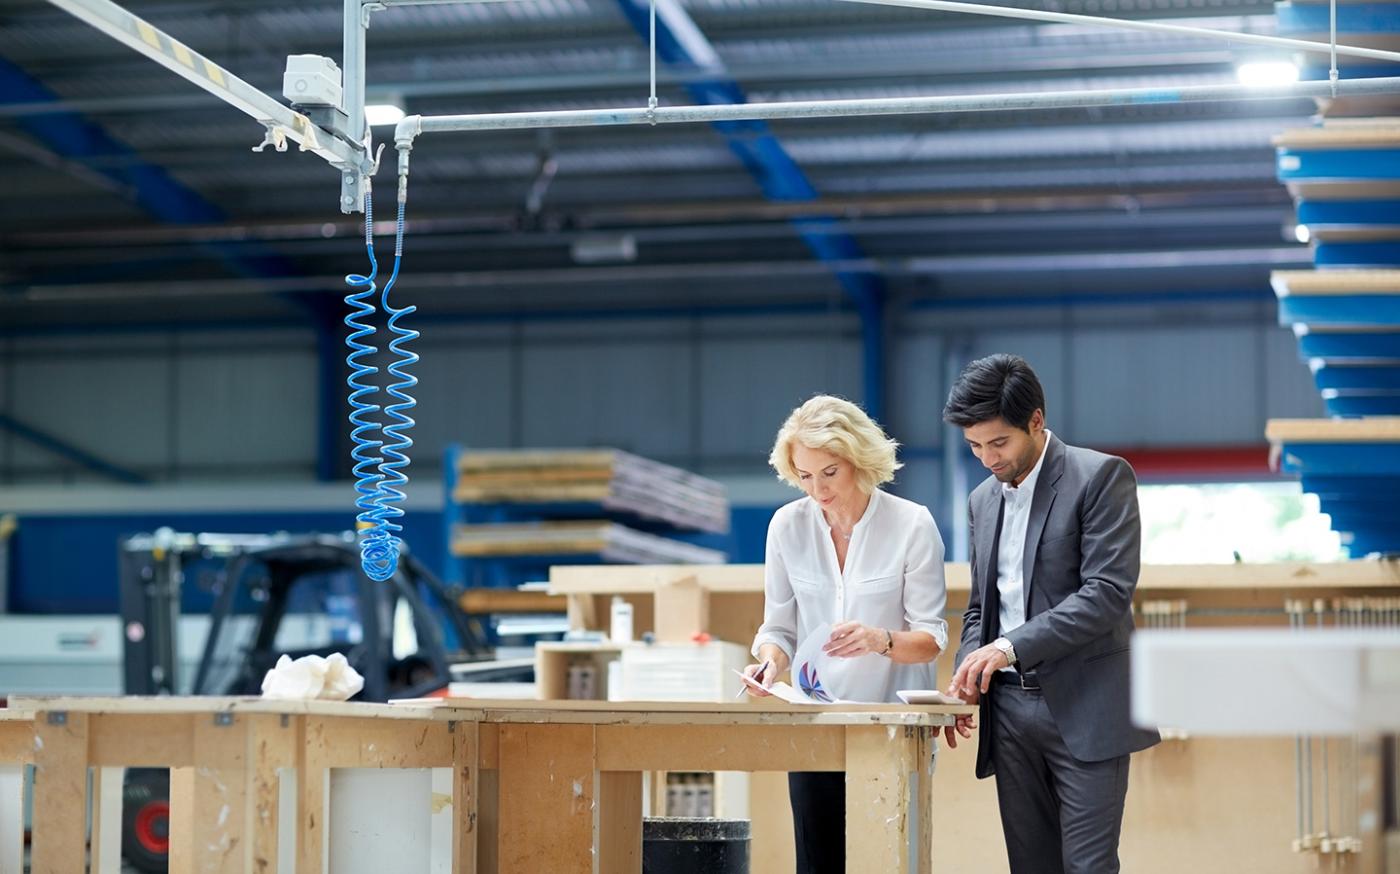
[[769, 395, 901, 494]]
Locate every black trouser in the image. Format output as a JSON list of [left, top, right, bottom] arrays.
[[788, 771, 844, 874]]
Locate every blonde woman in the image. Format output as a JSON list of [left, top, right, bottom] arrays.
[[745, 394, 948, 874]]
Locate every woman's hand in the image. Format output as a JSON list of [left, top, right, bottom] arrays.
[[742, 660, 775, 697], [744, 644, 791, 698], [822, 621, 886, 658]]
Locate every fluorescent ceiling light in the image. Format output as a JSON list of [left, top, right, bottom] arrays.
[[365, 102, 406, 126], [1236, 61, 1299, 87], [1293, 224, 1312, 244]]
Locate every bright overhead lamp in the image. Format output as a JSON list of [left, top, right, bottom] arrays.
[[1236, 61, 1300, 87], [365, 102, 406, 126]]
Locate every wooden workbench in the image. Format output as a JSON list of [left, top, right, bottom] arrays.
[[6, 695, 968, 874]]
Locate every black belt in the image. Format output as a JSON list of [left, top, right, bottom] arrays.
[[991, 670, 1041, 691]]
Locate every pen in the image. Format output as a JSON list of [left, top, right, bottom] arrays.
[[736, 660, 770, 698]]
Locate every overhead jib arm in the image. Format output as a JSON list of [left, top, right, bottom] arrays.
[[42, 0, 376, 213]]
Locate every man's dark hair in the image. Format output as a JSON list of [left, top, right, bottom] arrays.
[[942, 354, 1046, 431]]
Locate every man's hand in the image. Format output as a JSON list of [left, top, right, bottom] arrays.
[[822, 621, 884, 658], [943, 707, 978, 749], [949, 643, 1010, 701]]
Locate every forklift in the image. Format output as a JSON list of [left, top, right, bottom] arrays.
[[116, 529, 482, 872]]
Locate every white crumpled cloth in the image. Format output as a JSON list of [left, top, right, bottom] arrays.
[[260, 652, 365, 701]]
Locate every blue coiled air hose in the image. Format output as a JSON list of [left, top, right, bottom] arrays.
[[343, 189, 415, 582]]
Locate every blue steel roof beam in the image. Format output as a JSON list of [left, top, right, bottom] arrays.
[[612, 0, 888, 419], [0, 55, 344, 482]]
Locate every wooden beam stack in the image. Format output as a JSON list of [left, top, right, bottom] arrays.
[[452, 449, 729, 535]]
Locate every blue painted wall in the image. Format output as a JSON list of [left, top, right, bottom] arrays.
[[6, 505, 778, 615]]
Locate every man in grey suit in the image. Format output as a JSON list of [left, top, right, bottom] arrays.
[[941, 354, 1159, 874]]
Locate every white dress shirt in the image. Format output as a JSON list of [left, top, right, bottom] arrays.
[[996, 431, 1052, 641], [752, 488, 949, 704]]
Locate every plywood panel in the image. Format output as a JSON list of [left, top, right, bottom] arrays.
[[496, 724, 594, 874]]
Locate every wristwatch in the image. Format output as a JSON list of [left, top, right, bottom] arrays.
[[992, 636, 1018, 666], [879, 628, 894, 656]]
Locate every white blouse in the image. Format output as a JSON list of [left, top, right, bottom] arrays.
[[751, 488, 949, 704]]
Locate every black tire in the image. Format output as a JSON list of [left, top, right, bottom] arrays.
[[122, 768, 169, 873]]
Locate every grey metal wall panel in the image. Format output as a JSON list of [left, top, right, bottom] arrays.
[[1069, 325, 1262, 447], [521, 340, 695, 460], [11, 356, 172, 475], [174, 351, 316, 472], [1263, 326, 1325, 419], [890, 332, 945, 447], [413, 345, 515, 456], [698, 334, 862, 465]]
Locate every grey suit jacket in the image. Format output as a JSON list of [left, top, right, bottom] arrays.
[[956, 434, 1160, 779]]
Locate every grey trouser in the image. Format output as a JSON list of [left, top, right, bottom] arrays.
[[991, 683, 1130, 874]]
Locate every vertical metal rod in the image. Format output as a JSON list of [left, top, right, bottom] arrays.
[[1318, 604, 1332, 840], [648, 0, 658, 111], [1290, 601, 1306, 845], [1329, 0, 1339, 97], [342, 0, 368, 212]]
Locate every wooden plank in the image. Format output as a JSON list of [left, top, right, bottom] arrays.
[[90, 766, 126, 874], [452, 721, 479, 874], [29, 710, 89, 874], [566, 593, 600, 632], [8, 696, 442, 720], [1266, 417, 1400, 444], [459, 588, 566, 615], [496, 724, 595, 874], [90, 713, 195, 766], [0, 717, 33, 764], [596, 724, 844, 772], [169, 713, 251, 874], [653, 576, 708, 642], [1274, 124, 1400, 149], [296, 715, 329, 874], [844, 724, 932, 874], [249, 713, 298, 874], [597, 771, 642, 874], [1271, 269, 1400, 298], [550, 560, 1400, 598], [423, 699, 968, 728], [303, 715, 454, 769]]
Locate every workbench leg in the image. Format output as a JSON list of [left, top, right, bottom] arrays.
[[449, 721, 478, 874], [845, 725, 934, 874], [90, 766, 125, 874], [30, 711, 88, 874], [249, 714, 298, 874], [497, 724, 594, 874], [169, 713, 251, 874], [0, 765, 24, 874], [295, 718, 329, 874], [598, 771, 643, 874]]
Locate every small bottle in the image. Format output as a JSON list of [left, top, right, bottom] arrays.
[[666, 775, 684, 817], [695, 775, 714, 817], [610, 596, 634, 643]]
